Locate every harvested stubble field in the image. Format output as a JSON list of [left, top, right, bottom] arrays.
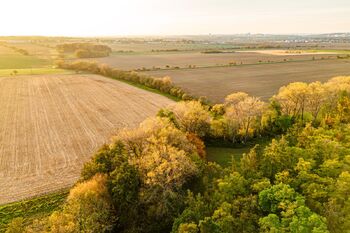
[[144, 59, 350, 102], [0, 74, 172, 204], [83, 51, 338, 71]]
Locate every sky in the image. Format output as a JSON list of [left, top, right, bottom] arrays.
[[1, 0, 350, 36]]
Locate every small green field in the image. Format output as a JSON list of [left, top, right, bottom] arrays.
[[0, 54, 51, 69], [206, 138, 271, 167], [0, 68, 73, 76], [0, 191, 68, 232], [206, 146, 251, 167]]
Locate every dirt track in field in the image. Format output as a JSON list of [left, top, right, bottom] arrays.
[[0, 74, 172, 204]]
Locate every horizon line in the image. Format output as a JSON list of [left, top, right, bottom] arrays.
[[1, 32, 350, 38]]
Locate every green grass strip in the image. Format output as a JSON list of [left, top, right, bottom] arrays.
[[0, 190, 69, 232]]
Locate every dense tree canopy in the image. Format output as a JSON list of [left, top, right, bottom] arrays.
[[9, 76, 350, 232]]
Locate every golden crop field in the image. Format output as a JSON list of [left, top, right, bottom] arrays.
[[0, 74, 173, 204]]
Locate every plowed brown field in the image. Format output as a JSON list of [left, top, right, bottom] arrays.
[[0, 74, 172, 204], [85, 52, 338, 71], [144, 59, 350, 102]]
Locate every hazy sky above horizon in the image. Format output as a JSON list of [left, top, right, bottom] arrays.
[[1, 0, 350, 36]]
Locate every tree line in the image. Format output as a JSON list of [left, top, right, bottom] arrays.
[[56, 60, 200, 102], [56, 43, 112, 58], [6, 76, 350, 232]]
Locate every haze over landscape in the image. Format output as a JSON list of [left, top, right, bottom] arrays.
[[1, 0, 350, 36], [1, 1, 350, 232]]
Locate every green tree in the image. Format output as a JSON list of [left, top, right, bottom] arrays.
[[258, 184, 329, 233]]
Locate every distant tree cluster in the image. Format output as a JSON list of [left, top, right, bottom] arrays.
[[56, 43, 112, 58], [7, 76, 350, 232]]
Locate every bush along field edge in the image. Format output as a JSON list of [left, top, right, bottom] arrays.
[[56, 60, 211, 103]]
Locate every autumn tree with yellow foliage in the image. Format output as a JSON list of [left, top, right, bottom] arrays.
[[9, 76, 350, 233]]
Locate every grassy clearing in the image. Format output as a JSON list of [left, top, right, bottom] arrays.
[[0, 190, 68, 232], [206, 138, 271, 167], [206, 146, 251, 167], [0, 54, 51, 69], [0, 68, 74, 76]]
